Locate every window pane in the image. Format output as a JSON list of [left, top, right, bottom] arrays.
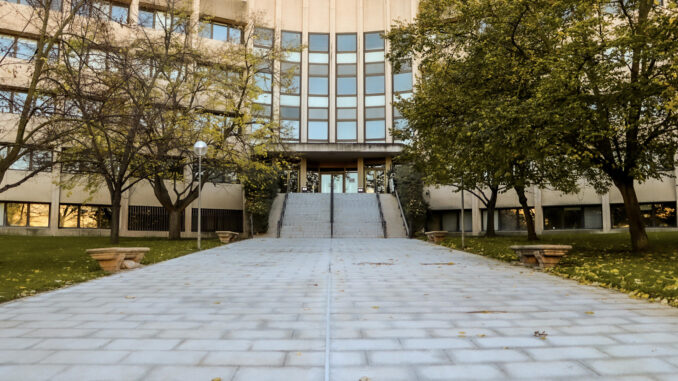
[[199, 22, 212, 38], [281, 106, 300, 119], [337, 77, 356, 95], [309, 64, 328, 76], [229, 27, 241, 43], [337, 64, 357, 76], [653, 203, 676, 227], [563, 207, 583, 229], [309, 77, 328, 95], [282, 75, 300, 94], [337, 108, 356, 120], [16, 38, 37, 60], [213, 24, 228, 41], [584, 206, 603, 229], [365, 62, 385, 75], [365, 51, 385, 63], [393, 72, 412, 92], [336, 96, 357, 108], [6, 203, 28, 226], [308, 121, 328, 140], [309, 34, 329, 52], [111, 5, 128, 23], [365, 95, 385, 107], [337, 53, 357, 64], [366, 120, 385, 140], [59, 205, 79, 228], [308, 108, 328, 120], [282, 31, 301, 49], [154, 12, 167, 29], [0, 35, 14, 57], [10, 152, 30, 170], [255, 27, 273, 47], [29, 203, 49, 227], [281, 120, 300, 140], [0, 90, 11, 112], [364, 32, 384, 50], [79, 205, 98, 228], [309, 53, 328, 64], [365, 107, 385, 119], [280, 95, 300, 106], [337, 34, 356, 52], [138, 10, 154, 27], [32, 150, 52, 171], [99, 207, 112, 229], [337, 121, 356, 140], [308, 96, 328, 108], [365, 75, 385, 94], [255, 73, 272, 92]]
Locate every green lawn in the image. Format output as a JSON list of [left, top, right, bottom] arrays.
[[438, 232, 678, 307], [0, 235, 221, 303]]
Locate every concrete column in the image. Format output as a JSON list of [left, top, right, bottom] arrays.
[[356, 0, 364, 143], [534, 186, 543, 235], [328, 0, 336, 143], [471, 194, 481, 236], [49, 160, 61, 235], [602, 192, 611, 232], [190, 0, 200, 32], [357, 157, 365, 189], [384, 0, 393, 143], [300, 157, 308, 189], [129, 0, 140, 24], [300, 0, 309, 143], [272, 0, 282, 129], [120, 188, 130, 237]]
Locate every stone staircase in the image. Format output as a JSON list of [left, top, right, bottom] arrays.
[[277, 192, 407, 238]]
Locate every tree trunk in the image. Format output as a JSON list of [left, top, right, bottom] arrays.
[[515, 185, 538, 241], [168, 209, 183, 240], [613, 178, 649, 251], [110, 191, 122, 244], [484, 187, 499, 237]]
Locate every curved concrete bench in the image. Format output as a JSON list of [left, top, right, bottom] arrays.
[[510, 245, 572, 269], [425, 231, 448, 244], [87, 247, 150, 272], [216, 231, 239, 244]]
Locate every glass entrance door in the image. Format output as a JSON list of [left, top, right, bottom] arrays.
[[320, 173, 345, 193]]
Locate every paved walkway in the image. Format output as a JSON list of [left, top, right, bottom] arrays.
[[1, 239, 678, 380]]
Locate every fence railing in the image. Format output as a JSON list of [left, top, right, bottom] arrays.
[[330, 178, 334, 238], [276, 192, 289, 238], [389, 178, 410, 237], [375, 192, 387, 238]]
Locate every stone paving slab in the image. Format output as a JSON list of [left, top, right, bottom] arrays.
[[0, 238, 677, 380]]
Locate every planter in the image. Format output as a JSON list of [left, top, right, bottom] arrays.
[[425, 231, 448, 244], [510, 245, 572, 269], [87, 247, 150, 272], [216, 231, 239, 244]]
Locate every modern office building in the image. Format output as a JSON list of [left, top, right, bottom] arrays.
[[1, 0, 676, 237]]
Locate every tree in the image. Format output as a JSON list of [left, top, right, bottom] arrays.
[[0, 0, 91, 192], [537, 0, 678, 250], [391, 164, 428, 237]]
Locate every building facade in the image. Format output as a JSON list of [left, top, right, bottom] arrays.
[[1, 0, 676, 237]]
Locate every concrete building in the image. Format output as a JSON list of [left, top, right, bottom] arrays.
[[1, 0, 676, 237]]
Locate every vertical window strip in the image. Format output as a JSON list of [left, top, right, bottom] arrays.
[[336, 33, 357, 141], [307, 33, 329, 141], [363, 32, 385, 141]]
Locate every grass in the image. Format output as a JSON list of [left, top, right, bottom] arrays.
[[0, 235, 221, 303], [438, 231, 678, 307]]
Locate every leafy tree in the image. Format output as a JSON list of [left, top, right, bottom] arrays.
[[0, 0, 91, 192], [391, 164, 428, 237]]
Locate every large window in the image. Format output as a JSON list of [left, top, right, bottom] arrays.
[[1, 202, 49, 227], [128, 206, 184, 231], [392, 60, 412, 141], [336, 34, 357, 141], [543, 205, 603, 230], [364, 32, 386, 141], [0, 145, 52, 172], [59, 204, 112, 229], [191, 208, 243, 232], [611, 202, 676, 228], [308, 33, 329, 141], [0, 89, 27, 114], [200, 21, 242, 43], [0, 34, 37, 60], [280, 31, 301, 141], [483, 208, 534, 231], [428, 210, 472, 232], [74, 1, 128, 23], [138, 7, 185, 32]]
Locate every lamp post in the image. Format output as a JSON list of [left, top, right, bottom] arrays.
[[193, 141, 207, 249]]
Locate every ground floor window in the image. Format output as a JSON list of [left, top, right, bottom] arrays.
[[191, 208, 243, 232], [482, 208, 534, 231], [0, 202, 50, 227], [59, 204, 112, 229], [543, 205, 602, 230], [612, 202, 676, 228], [428, 210, 472, 232], [128, 206, 184, 232]]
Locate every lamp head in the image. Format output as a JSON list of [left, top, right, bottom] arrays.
[[193, 140, 207, 157]]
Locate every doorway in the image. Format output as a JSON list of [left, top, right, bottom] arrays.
[[319, 171, 358, 193]]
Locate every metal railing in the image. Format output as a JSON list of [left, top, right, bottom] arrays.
[[375, 192, 387, 238], [389, 178, 410, 237], [276, 192, 290, 238], [330, 178, 334, 238]]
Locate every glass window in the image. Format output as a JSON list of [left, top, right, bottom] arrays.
[[336, 96, 357, 108], [255, 72, 272, 92], [99, 207, 112, 228], [9, 152, 30, 170], [337, 121, 356, 140], [255, 28, 274, 47], [308, 96, 328, 108], [308, 121, 328, 140], [365, 75, 385, 94], [280, 95, 301, 106], [365, 62, 385, 75], [365, 107, 385, 119], [0, 35, 15, 57], [111, 4, 128, 23], [309, 34, 329, 52], [282, 31, 301, 49], [6, 203, 28, 226], [337, 64, 357, 76], [366, 120, 385, 140], [78, 205, 98, 228], [281, 106, 300, 119], [308, 108, 328, 120], [281, 62, 301, 75], [309, 77, 328, 95], [337, 108, 356, 120], [15, 38, 37, 60], [138, 10, 154, 28], [212, 24, 229, 41], [29, 203, 49, 227], [309, 64, 329, 76], [337, 34, 356, 52], [393, 72, 413, 93], [59, 205, 79, 228], [365, 95, 385, 107], [229, 27, 241, 43], [281, 120, 300, 140], [337, 77, 356, 96], [364, 32, 384, 51]]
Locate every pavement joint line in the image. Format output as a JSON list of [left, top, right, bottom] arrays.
[[324, 240, 333, 381]]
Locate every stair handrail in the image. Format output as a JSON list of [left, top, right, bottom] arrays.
[[276, 192, 290, 238], [389, 177, 410, 237], [375, 193, 387, 238], [330, 178, 334, 238]]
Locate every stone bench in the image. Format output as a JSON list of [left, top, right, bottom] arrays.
[[425, 231, 448, 244], [510, 245, 572, 269], [216, 231, 239, 244], [87, 247, 150, 273]]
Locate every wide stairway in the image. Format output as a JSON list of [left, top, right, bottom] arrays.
[[277, 193, 407, 238]]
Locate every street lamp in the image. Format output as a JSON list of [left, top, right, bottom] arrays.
[[193, 140, 207, 249]]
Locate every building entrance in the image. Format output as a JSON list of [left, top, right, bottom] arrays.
[[319, 171, 358, 193]]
